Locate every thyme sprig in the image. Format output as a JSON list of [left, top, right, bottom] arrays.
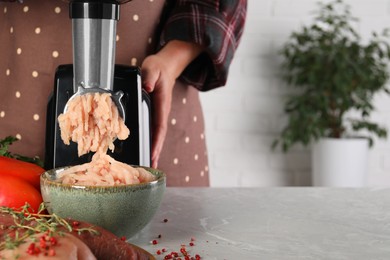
[[0, 136, 44, 167], [0, 203, 99, 251]]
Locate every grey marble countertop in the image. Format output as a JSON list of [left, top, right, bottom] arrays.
[[128, 187, 390, 260]]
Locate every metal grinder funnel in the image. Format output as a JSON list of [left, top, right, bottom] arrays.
[[71, 1, 119, 92]]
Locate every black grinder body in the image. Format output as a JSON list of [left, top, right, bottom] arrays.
[[45, 0, 151, 169]]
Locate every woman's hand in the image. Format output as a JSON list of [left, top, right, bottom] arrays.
[[141, 40, 204, 168], [141, 54, 175, 169]]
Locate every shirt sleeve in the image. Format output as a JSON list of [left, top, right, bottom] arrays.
[[159, 0, 247, 91]]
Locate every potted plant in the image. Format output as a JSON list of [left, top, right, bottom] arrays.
[[273, 0, 390, 186]]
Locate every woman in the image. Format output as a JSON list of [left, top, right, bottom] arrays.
[[0, 0, 247, 186]]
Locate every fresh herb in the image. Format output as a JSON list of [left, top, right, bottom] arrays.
[[0, 203, 99, 252], [0, 136, 44, 168], [0, 136, 16, 158]]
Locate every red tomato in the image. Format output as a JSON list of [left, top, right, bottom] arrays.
[[0, 156, 44, 190], [0, 175, 43, 212]]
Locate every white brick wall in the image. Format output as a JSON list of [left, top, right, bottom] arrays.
[[200, 0, 390, 187]]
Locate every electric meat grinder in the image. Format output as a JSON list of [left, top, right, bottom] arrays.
[[45, 0, 151, 169]]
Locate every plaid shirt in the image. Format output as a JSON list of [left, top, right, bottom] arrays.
[[1, 0, 247, 91], [160, 0, 247, 91]]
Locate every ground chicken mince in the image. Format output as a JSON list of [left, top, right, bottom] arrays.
[[57, 92, 155, 186], [58, 92, 129, 156], [58, 151, 155, 186]]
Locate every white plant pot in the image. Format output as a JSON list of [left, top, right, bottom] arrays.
[[312, 138, 369, 187]]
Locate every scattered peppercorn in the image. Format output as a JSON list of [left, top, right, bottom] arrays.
[[152, 236, 202, 259], [49, 236, 58, 246], [48, 248, 56, 257], [27, 243, 35, 255], [26, 234, 59, 256], [180, 247, 187, 256]]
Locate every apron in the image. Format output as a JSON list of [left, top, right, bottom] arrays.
[[0, 0, 210, 187]]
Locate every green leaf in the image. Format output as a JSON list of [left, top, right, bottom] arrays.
[[0, 136, 44, 168], [0, 136, 18, 157]]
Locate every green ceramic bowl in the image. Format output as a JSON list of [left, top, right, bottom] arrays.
[[40, 166, 166, 239]]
